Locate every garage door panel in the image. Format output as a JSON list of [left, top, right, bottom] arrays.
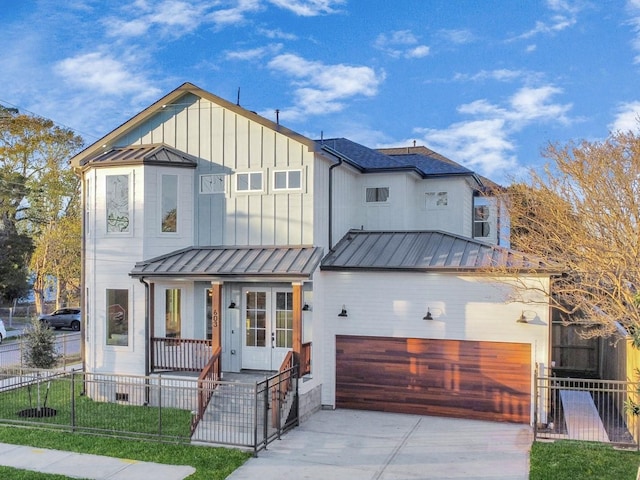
[[336, 335, 531, 424]]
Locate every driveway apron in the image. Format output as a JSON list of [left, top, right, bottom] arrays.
[[227, 409, 532, 480]]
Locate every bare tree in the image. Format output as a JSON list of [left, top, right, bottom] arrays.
[[498, 129, 640, 343]]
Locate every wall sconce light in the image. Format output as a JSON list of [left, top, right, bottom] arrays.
[[338, 305, 348, 317], [423, 308, 433, 320], [302, 303, 310, 311], [517, 311, 528, 323], [228, 301, 236, 309]]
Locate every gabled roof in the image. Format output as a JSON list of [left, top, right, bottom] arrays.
[[317, 138, 475, 178], [70, 82, 317, 168], [80, 144, 198, 169], [321, 230, 553, 273], [130, 245, 323, 279]]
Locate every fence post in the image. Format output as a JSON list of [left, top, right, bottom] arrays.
[[263, 378, 269, 450], [158, 375, 162, 436], [71, 371, 76, 431], [533, 363, 538, 441]]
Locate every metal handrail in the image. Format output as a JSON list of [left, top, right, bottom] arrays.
[[190, 346, 221, 434]]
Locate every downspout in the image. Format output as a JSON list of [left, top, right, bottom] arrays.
[[79, 168, 86, 375], [328, 155, 343, 250]]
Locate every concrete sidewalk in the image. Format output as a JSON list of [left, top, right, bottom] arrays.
[[228, 409, 532, 480], [0, 443, 195, 479]]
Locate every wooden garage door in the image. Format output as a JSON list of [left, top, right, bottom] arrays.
[[336, 335, 531, 423]]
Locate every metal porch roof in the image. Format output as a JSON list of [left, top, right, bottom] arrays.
[[80, 143, 199, 169], [130, 245, 324, 278], [321, 230, 550, 272]]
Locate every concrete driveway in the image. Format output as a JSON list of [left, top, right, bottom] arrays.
[[227, 409, 532, 480]]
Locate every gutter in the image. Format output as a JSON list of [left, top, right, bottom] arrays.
[[139, 276, 151, 406]]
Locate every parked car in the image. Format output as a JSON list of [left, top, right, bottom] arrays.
[[0, 319, 6, 343], [39, 308, 81, 331]]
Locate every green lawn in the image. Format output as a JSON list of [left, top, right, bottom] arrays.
[[530, 440, 640, 479], [0, 426, 250, 479], [0, 375, 250, 478]]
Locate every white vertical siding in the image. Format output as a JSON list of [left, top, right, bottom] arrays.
[[316, 270, 550, 412]]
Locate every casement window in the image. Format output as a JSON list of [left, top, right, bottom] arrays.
[[365, 187, 390, 203], [161, 174, 178, 233], [473, 197, 491, 238], [236, 172, 263, 192], [273, 170, 302, 190], [106, 289, 129, 346], [165, 288, 181, 338], [200, 174, 226, 194], [106, 175, 130, 233]]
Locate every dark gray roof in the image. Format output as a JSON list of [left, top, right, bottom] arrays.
[[321, 230, 552, 273], [317, 138, 474, 178], [130, 245, 323, 278], [81, 143, 198, 168]]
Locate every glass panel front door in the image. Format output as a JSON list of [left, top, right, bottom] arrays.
[[242, 288, 293, 370]]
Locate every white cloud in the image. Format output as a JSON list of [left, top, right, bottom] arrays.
[[54, 52, 160, 101], [610, 101, 640, 132], [514, 0, 581, 40], [263, 53, 383, 120], [267, 0, 345, 16], [106, 0, 211, 37], [438, 29, 475, 45], [413, 85, 572, 177], [225, 44, 283, 61], [257, 27, 298, 40], [454, 69, 530, 83], [374, 30, 430, 59]]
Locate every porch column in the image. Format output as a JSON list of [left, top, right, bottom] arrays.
[[210, 282, 222, 354], [292, 282, 303, 375]]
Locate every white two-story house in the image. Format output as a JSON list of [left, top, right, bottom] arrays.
[[70, 83, 552, 425]]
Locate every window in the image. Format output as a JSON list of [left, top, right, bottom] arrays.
[[106, 289, 128, 346], [200, 174, 226, 194], [165, 289, 181, 338], [274, 170, 302, 190], [473, 198, 491, 238], [106, 175, 130, 232], [245, 291, 267, 347], [425, 191, 448, 209], [366, 187, 389, 203], [275, 292, 293, 348], [236, 172, 263, 192], [161, 175, 178, 233]]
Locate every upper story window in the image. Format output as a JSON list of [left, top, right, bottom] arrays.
[[106, 174, 130, 233], [236, 172, 263, 192], [200, 174, 226, 194], [274, 170, 302, 190], [425, 191, 448, 209], [366, 187, 390, 203], [473, 197, 491, 238], [161, 175, 178, 233]]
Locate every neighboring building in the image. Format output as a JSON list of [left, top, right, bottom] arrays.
[[70, 83, 552, 424]]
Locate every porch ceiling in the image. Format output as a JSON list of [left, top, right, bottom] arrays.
[[130, 245, 323, 279]]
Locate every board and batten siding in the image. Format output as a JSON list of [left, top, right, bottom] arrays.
[[319, 270, 550, 411], [118, 93, 316, 247]]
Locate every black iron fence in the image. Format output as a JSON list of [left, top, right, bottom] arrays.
[[534, 373, 640, 448], [0, 366, 299, 454]]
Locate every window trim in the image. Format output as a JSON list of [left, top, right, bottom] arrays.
[[425, 191, 448, 210], [199, 174, 226, 194], [273, 169, 303, 191], [160, 174, 178, 234], [236, 171, 263, 193], [365, 186, 390, 204], [106, 288, 129, 348]]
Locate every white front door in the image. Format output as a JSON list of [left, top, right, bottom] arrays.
[[242, 288, 293, 370]]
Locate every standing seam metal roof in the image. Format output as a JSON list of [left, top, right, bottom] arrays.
[[80, 144, 199, 168], [130, 246, 324, 278], [321, 230, 550, 272]]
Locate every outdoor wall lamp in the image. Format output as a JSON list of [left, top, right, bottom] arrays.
[[517, 310, 536, 323], [228, 301, 237, 309], [302, 303, 310, 311], [338, 305, 348, 317], [423, 308, 433, 320]]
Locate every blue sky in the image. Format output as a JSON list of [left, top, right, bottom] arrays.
[[2, 0, 640, 184]]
